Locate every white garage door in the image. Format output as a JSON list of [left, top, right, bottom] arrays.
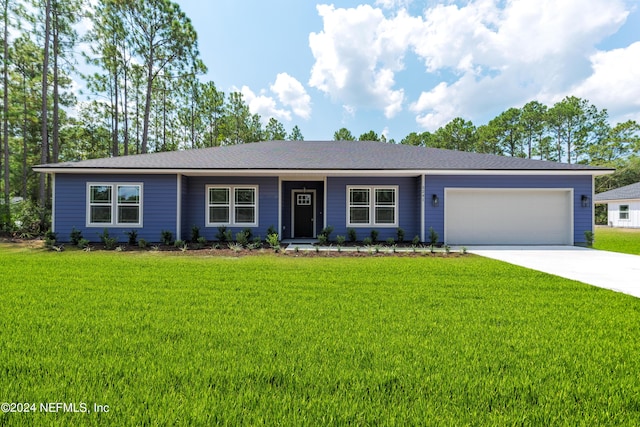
[[445, 189, 573, 245]]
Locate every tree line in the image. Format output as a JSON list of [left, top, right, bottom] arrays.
[[0, 0, 304, 230], [333, 97, 640, 196], [1, 0, 639, 232]]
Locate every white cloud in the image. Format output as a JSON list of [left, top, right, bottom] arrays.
[[239, 86, 292, 122], [309, 4, 420, 118], [571, 42, 640, 120], [270, 73, 312, 119], [309, 0, 634, 131], [408, 0, 630, 129]]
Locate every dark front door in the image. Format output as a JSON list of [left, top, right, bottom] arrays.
[[293, 191, 314, 238]]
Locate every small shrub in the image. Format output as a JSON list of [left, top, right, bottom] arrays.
[[347, 228, 357, 243], [363, 237, 373, 246], [461, 246, 468, 255], [385, 237, 395, 245], [191, 225, 200, 243], [370, 229, 379, 243], [266, 225, 278, 237], [103, 237, 117, 250], [236, 231, 249, 247], [138, 239, 148, 249], [397, 227, 405, 243], [317, 234, 328, 245], [126, 230, 138, 246], [248, 236, 262, 250], [444, 245, 451, 254], [70, 227, 83, 246], [266, 233, 280, 252], [160, 230, 173, 246], [77, 238, 90, 249], [216, 226, 232, 243], [242, 227, 253, 242], [336, 235, 346, 246], [319, 225, 334, 242], [228, 242, 243, 252], [195, 236, 207, 249], [98, 229, 118, 250], [428, 227, 439, 246], [174, 239, 185, 248], [412, 235, 421, 246], [584, 230, 595, 247], [41, 229, 55, 247]]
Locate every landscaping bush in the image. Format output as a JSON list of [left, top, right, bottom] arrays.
[[347, 228, 357, 243], [370, 229, 379, 243], [160, 230, 174, 246], [126, 230, 138, 246], [216, 225, 232, 243], [70, 228, 83, 246], [428, 227, 438, 246], [397, 227, 405, 243], [191, 225, 200, 243]]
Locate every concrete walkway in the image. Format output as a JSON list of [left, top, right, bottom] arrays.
[[466, 246, 640, 298]]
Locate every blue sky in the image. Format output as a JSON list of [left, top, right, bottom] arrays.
[[174, 0, 640, 141]]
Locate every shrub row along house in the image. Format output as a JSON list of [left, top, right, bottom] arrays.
[[34, 140, 613, 245]]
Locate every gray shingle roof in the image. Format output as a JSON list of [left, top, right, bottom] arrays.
[[34, 140, 611, 172], [595, 182, 640, 202]]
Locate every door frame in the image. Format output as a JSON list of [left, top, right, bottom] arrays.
[[291, 189, 316, 238]]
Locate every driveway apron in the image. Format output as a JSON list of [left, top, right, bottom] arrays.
[[466, 246, 640, 298]]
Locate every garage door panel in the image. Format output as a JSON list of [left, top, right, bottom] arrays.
[[445, 189, 572, 245]]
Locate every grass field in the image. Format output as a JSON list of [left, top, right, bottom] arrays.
[[594, 226, 640, 255], [1, 245, 639, 425]]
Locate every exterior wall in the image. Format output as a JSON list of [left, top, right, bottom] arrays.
[[425, 175, 593, 244], [281, 180, 324, 239], [326, 176, 421, 242], [183, 175, 279, 240], [54, 173, 177, 243], [607, 200, 640, 228]]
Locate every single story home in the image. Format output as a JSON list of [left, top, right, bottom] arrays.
[[594, 182, 640, 228], [34, 140, 613, 245]]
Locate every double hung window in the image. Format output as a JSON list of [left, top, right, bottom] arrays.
[[347, 186, 397, 226], [207, 186, 258, 226], [88, 183, 142, 226]]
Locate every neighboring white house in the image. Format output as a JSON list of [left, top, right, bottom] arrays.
[[595, 182, 640, 228]]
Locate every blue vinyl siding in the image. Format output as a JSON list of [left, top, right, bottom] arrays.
[[54, 174, 177, 243], [326, 176, 420, 242], [425, 175, 593, 244], [183, 176, 279, 240]]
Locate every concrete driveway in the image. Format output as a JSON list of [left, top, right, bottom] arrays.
[[465, 246, 640, 298]]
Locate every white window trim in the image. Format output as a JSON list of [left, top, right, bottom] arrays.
[[346, 185, 398, 227], [86, 182, 143, 227], [206, 185, 259, 227], [619, 205, 630, 221]]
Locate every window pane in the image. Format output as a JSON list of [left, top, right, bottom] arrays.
[[118, 206, 139, 223], [91, 185, 111, 203], [210, 206, 229, 223], [620, 205, 629, 220], [118, 185, 140, 203], [375, 207, 395, 224], [350, 207, 369, 224], [235, 207, 255, 223], [375, 189, 395, 205], [90, 206, 111, 223], [350, 189, 369, 205], [235, 188, 255, 205], [209, 188, 229, 204]]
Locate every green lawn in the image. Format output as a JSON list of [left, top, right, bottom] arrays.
[[594, 226, 640, 255], [1, 245, 639, 425]]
